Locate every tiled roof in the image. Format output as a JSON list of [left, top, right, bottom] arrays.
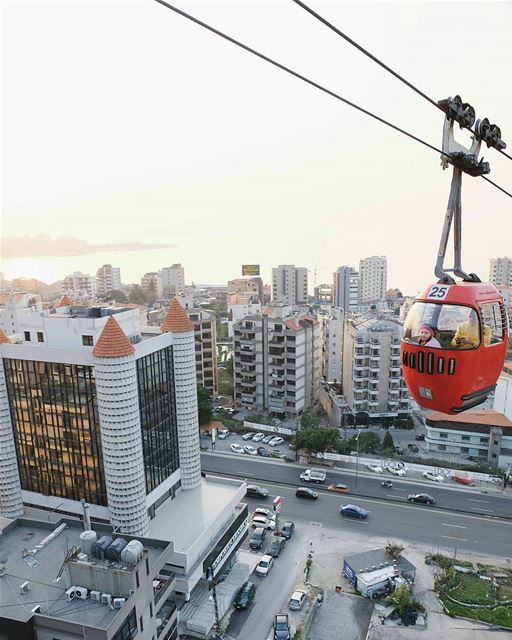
[[0, 330, 9, 344], [426, 409, 512, 429], [161, 298, 194, 333], [55, 295, 73, 307], [92, 316, 135, 358]]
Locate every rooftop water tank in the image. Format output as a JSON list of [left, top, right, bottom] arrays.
[[93, 535, 113, 559], [106, 537, 128, 561], [120, 540, 144, 565], [79, 530, 97, 557]]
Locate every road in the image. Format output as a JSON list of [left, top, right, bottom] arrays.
[[201, 452, 512, 520]]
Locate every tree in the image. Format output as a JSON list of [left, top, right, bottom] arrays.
[[382, 431, 395, 451], [197, 385, 212, 426], [300, 409, 320, 430], [129, 285, 147, 305], [352, 431, 381, 454], [387, 584, 411, 617], [103, 289, 128, 303], [295, 428, 339, 453], [385, 541, 404, 560]]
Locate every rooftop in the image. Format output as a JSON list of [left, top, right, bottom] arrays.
[[426, 409, 512, 430], [92, 315, 135, 357], [161, 297, 194, 333], [344, 548, 416, 576]]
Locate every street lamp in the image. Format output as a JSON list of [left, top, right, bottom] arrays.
[[355, 429, 362, 490]]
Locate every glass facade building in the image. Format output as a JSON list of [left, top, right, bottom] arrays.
[[137, 347, 180, 493], [3, 359, 107, 505]]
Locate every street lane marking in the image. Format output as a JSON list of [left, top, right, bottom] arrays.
[[394, 488, 407, 492], [387, 494, 406, 499], [343, 519, 369, 525], [470, 507, 494, 513], [468, 499, 490, 503], [441, 523, 468, 529], [441, 535, 468, 542]]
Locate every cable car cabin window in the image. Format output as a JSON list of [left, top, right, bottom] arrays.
[[479, 302, 504, 345], [403, 302, 482, 350]]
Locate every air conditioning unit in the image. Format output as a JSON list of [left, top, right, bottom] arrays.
[[113, 597, 126, 609], [65, 586, 77, 601], [31, 605, 41, 613], [100, 593, 112, 605], [75, 586, 88, 599], [20, 581, 31, 594], [90, 590, 101, 602]]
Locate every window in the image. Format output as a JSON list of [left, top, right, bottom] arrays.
[[140, 615, 144, 631], [493, 440, 499, 446], [82, 335, 94, 346], [480, 301, 505, 345], [438, 444, 446, 451], [439, 432, 448, 439], [24, 331, 31, 341], [112, 608, 138, 640], [150, 602, 153, 617], [461, 447, 469, 454], [136, 570, 139, 588], [146, 557, 150, 575], [492, 453, 497, 458], [461, 435, 470, 442], [37, 332, 44, 342], [480, 437, 488, 444]]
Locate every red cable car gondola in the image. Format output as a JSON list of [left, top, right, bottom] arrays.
[[401, 97, 509, 414]]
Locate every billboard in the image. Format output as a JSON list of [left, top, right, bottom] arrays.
[[242, 264, 260, 276]]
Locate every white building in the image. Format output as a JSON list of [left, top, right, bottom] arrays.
[[233, 304, 321, 419], [141, 271, 163, 296], [490, 256, 512, 287], [272, 265, 308, 305], [333, 266, 359, 311], [160, 263, 185, 296], [342, 314, 409, 418], [0, 291, 43, 336], [96, 263, 121, 296], [359, 256, 387, 304], [322, 307, 344, 383], [62, 271, 97, 298], [227, 293, 262, 337], [494, 364, 512, 421]]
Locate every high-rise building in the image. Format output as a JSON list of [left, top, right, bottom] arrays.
[[359, 256, 387, 304], [314, 283, 333, 304], [272, 265, 308, 305], [160, 263, 185, 296], [233, 305, 321, 418], [140, 271, 163, 296], [490, 257, 512, 287], [227, 293, 262, 338], [62, 271, 97, 298], [342, 314, 409, 418], [322, 307, 344, 383], [96, 263, 122, 296], [333, 266, 359, 311]]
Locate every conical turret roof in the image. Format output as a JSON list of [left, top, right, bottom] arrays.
[[56, 295, 73, 307], [92, 316, 135, 358], [161, 298, 194, 333]]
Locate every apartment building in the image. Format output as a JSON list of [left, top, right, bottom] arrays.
[[228, 276, 264, 302], [490, 256, 512, 287], [322, 306, 344, 383], [0, 292, 42, 336], [272, 265, 308, 305], [342, 315, 409, 418], [96, 264, 121, 296], [227, 292, 262, 337], [161, 264, 185, 296], [314, 283, 333, 304], [359, 256, 387, 304], [233, 305, 321, 419], [62, 271, 97, 298], [188, 307, 218, 396], [333, 266, 359, 311], [141, 271, 163, 296]]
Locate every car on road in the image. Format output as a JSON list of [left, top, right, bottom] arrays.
[[415, 434, 426, 441], [217, 429, 230, 439], [280, 521, 295, 539], [273, 614, 291, 640], [252, 432, 265, 442], [233, 581, 256, 609], [255, 554, 274, 576], [244, 445, 258, 456], [300, 469, 326, 483], [257, 446, 271, 457], [251, 515, 276, 530], [249, 527, 266, 550], [408, 493, 435, 505], [340, 504, 369, 519], [245, 484, 269, 499], [262, 435, 274, 444], [295, 487, 318, 500], [268, 536, 286, 558], [253, 507, 275, 520], [242, 432, 255, 441], [328, 483, 350, 494], [288, 589, 308, 611], [381, 480, 393, 488], [423, 471, 445, 483], [366, 463, 383, 473], [268, 436, 285, 447], [230, 443, 244, 454]]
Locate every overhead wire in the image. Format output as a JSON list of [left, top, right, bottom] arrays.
[[292, 0, 512, 162], [153, 0, 512, 199]]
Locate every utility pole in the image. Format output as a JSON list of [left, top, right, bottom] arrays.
[[355, 428, 362, 490], [206, 567, 222, 637]]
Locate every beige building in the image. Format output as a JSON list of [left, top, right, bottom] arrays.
[[272, 265, 308, 305], [359, 256, 387, 304], [490, 256, 512, 287], [96, 263, 121, 296]]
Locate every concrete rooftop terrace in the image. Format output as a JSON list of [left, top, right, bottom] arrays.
[[0, 517, 165, 627]]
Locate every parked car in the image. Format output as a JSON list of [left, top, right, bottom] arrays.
[[387, 464, 406, 477], [280, 521, 295, 539], [423, 471, 445, 483], [244, 445, 258, 456], [253, 507, 275, 520], [407, 444, 419, 453], [268, 536, 286, 558], [273, 614, 291, 640], [288, 589, 307, 611], [217, 429, 230, 439], [408, 493, 435, 505], [393, 446, 404, 455], [340, 504, 369, 519], [252, 432, 265, 442], [225, 408, 237, 416], [271, 449, 288, 459], [251, 515, 276, 530], [328, 483, 350, 494], [246, 484, 269, 499], [249, 527, 266, 550], [415, 434, 426, 441], [233, 581, 255, 609], [295, 487, 318, 500], [255, 554, 274, 576], [242, 432, 255, 441], [230, 443, 244, 454], [262, 435, 274, 444], [257, 447, 271, 457], [268, 436, 284, 447], [366, 464, 383, 473], [452, 475, 475, 486]]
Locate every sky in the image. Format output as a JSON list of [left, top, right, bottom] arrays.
[[1, 0, 511, 295]]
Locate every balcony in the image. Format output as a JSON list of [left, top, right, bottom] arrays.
[[241, 394, 255, 404], [389, 366, 401, 373], [354, 374, 368, 382]]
